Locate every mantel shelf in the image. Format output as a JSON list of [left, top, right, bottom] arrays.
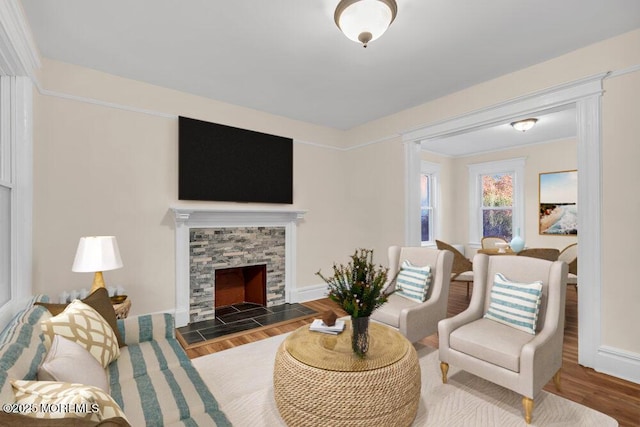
[[170, 206, 307, 225]]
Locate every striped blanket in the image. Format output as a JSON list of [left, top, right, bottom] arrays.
[[110, 313, 231, 426]]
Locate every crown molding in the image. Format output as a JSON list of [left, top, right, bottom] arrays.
[[0, 0, 41, 77]]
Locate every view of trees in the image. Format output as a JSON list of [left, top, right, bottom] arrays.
[[482, 173, 513, 239]]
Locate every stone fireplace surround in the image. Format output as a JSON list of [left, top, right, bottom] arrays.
[[190, 227, 284, 323], [171, 207, 306, 327]]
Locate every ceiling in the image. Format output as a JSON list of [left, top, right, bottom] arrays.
[[422, 107, 577, 157], [19, 0, 640, 154]]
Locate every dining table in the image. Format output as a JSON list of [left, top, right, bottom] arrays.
[[477, 248, 516, 255]]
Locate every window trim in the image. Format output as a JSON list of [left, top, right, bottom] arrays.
[[467, 158, 525, 245]]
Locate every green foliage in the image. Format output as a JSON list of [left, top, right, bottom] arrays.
[[316, 249, 389, 318]]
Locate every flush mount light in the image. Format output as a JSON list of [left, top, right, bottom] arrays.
[[334, 0, 398, 48], [510, 118, 538, 132]]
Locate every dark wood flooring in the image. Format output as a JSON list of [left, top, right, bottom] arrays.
[[180, 282, 640, 427]]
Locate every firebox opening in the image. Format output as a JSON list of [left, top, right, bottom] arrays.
[[214, 264, 266, 308]]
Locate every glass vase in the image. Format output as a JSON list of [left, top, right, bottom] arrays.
[[351, 316, 370, 358]]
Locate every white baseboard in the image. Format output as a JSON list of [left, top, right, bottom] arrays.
[[291, 283, 328, 303], [595, 345, 640, 384]]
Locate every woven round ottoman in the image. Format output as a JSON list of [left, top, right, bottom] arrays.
[[273, 321, 420, 427]]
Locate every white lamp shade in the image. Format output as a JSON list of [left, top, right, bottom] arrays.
[[72, 236, 123, 273], [336, 0, 396, 45]]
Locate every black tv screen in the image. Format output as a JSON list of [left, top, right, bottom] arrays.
[[179, 116, 293, 204]]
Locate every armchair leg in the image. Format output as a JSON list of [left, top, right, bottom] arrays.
[[522, 396, 534, 424], [440, 362, 449, 384], [553, 369, 562, 392]]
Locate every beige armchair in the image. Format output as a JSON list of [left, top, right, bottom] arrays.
[[371, 246, 453, 343], [438, 254, 568, 424]]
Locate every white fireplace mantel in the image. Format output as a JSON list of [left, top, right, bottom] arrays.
[[170, 206, 307, 327], [171, 206, 306, 226]]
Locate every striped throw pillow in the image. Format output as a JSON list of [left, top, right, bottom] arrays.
[[484, 273, 543, 334], [395, 260, 432, 303]]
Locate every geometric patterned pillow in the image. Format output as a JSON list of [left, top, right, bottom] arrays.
[[11, 380, 128, 422], [40, 300, 120, 368], [36, 287, 126, 348], [394, 260, 432, 303], [483, 273, 543, 335]]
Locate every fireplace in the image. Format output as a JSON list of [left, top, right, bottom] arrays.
[[215, 264, 266, 308], [171, 207, 306, 327], [189, 226, 286, 322]]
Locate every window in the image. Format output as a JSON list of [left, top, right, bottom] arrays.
[[468, 158, 524, 244], [0, 76, 32, 327], [420, 161, 440, 244], [481, 173, 513, 239]]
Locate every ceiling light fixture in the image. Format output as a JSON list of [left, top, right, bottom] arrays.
[[510, 118, 538, 132], [334, 0, 398, 48]]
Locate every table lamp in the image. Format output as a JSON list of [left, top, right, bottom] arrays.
[[72, 236, 123, 294]]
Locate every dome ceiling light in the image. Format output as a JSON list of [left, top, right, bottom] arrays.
[[510, 118, 538, 132], [334, 0, 398, 48]]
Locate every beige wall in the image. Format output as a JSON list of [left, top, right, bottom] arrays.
[[32, 29, 640, 358], [446, 138, 579, 253], [343, 137, 405, 263], [344, 29, 640, 358], [33, 60, 353, 315], [601, 70, 640, 352]]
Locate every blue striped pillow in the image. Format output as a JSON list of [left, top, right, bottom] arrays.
[[395, 260, 432, 303], [484, 273, 543, 334]]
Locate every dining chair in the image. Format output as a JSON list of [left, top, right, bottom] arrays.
[[438, 254, 568, 424], [481, 236, 509, 250], [558, 243, 578, 287], [371, 246, 453, 343], [517, 248, 560, 261], [435, 240, 474, 298]]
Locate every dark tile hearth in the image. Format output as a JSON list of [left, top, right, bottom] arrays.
[[177, 302, 317, 345]]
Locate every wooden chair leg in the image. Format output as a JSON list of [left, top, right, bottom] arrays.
[[440, 362, 449, 384], [553, 369, 562, 392], [522, 396, 534, 424]]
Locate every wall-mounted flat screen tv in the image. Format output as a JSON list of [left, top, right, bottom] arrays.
[[179, 116, 293, 204]]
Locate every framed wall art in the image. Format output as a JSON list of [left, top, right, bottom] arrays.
[[539, 170, 578, 235]]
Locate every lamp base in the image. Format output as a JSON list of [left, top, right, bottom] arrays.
[[89, 271, 106, 294]]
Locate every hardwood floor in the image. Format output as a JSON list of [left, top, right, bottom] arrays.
[[182, 283, 640, 426]]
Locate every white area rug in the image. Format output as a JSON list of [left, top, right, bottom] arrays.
[[192, 333, 618, 426]]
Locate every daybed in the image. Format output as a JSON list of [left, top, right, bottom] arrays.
[[0, 293, 230, 426]]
